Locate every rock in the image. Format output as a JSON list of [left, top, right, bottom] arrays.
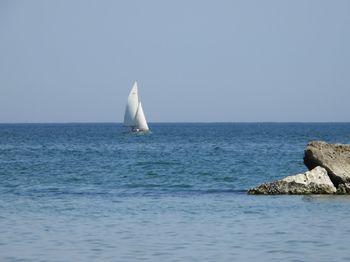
[[248, 166, 336, 194], [304, 141, 350, 187], [336, 183, 350, 194]]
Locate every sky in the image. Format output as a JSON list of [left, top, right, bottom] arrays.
[[0, 0, 349, 123]]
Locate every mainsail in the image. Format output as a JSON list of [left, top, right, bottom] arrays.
[[123, 81, 149, 131], [124, 82, 139, 127]]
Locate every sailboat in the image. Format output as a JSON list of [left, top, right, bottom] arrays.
[[124, 81, 150, 132]]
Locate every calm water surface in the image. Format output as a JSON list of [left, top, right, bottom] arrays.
[[1, 123, 350, 261]]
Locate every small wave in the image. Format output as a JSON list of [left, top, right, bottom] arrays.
[[169, 184, 192, 188], [213, 176, 237, 182], [200, 189, 246, 194], [136, 161, 180, 166], [173, 188, 246, 195], [146, 171, 159, 177], [126, 183, 162, 189]]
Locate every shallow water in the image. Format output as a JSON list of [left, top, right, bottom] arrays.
[[1, 123, 350, 261]]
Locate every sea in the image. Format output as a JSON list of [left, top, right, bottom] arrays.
[[1, 123, 350, 262]]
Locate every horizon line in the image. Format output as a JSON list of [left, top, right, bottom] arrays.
[[0, 121, 350, 124]]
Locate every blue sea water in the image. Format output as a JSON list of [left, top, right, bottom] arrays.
[[1, 123, 350, 261]]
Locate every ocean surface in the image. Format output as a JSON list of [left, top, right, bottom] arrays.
[[1, 123, 350, 262]]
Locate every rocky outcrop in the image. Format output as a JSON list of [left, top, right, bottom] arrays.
[[336, 183, 350, 194], [248, 141, 350, 195], [304, 141, 350, 192], [248, 166, 336, 195]]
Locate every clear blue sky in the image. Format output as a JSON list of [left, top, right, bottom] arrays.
[[0, 0, 349, 123]]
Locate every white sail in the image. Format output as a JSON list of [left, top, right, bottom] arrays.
[[124, 81, 139, 126], [135, 102, 149, 131], [123, 81, 150, 132]]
